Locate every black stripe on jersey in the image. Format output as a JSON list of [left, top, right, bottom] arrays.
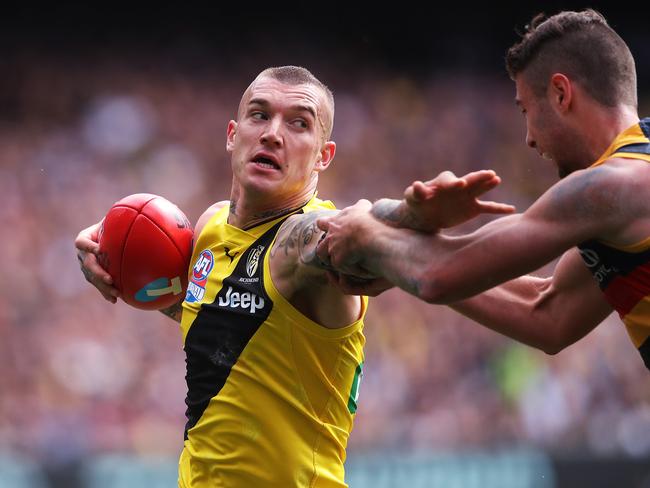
[[638, 336, 650, 371], [578, 239, 650, 290], [615, 143, 650, 155], [183, 214, 298, 439], [639, 117, 650, 139]]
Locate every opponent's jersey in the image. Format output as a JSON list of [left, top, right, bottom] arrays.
[[178, 196, 367, 488], [578, 118, 650, 369]]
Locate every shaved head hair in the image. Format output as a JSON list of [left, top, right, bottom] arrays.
[[238, 66, 335, 141]]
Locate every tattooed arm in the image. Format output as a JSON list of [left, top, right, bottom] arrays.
[[159, 299, 184, 323], [315, 165, 627, 352], [269, 210, 364, 329], [321, 166, 626, 302]]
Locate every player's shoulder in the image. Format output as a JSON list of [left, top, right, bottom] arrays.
[[195, 200, 229, 237], [540, 160, 644, 222], [278, 208, 336, 236], [581, 157, 650, 196]]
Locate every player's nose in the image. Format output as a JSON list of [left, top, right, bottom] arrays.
[[260, 118, 283, 147], [525, 130, 536, 149]]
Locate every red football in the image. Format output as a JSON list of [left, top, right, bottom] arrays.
[[98, 193, 194, 310]]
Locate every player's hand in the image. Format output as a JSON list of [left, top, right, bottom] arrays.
[[75, 220, 120, 304], [316, 200, 376, 276], [327, 272, 394, 296], [401, 170, 515, 232]]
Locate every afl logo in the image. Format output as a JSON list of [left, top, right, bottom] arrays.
[[192, 250, 214, 283], [186, 249, 214, 303]]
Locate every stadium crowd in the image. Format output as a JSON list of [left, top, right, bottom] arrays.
[[2, 52, 650, 479]]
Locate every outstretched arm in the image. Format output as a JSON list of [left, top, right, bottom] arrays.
[[451, 249, 612, 353], [317, 166, 623, 352], [318, 164, 625, 303], [315, 169, 515, 295]]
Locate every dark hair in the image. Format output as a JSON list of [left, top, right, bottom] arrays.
[[250, 66, 335, 139], [505, 9, 637, 108]]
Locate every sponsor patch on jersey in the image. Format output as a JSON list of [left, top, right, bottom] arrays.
[[246, 245, 264, 278], [218, 286, 265, 314], [186, 249, 214, 303]]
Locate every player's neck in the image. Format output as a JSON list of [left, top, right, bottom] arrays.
[[583, 104, 639, 161], [228, 186, 315, 230]]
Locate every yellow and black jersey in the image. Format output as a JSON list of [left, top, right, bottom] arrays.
[[578, 117, 650, 369], [178, 196, 367, 488]]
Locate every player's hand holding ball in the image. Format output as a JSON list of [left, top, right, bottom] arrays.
[[76, 194, 194, 310]]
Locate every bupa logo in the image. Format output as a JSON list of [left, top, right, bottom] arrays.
[[186, 250, 215, 303], [246, 245, 264, 277]]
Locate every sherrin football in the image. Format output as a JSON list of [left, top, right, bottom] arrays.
[[98, 193, 194, 310]]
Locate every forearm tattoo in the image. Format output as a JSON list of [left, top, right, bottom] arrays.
[[160, 301, 183, 323]]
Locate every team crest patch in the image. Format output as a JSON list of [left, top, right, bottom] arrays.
[[246, 245, 264, 278], [186, 249, 214, 303]]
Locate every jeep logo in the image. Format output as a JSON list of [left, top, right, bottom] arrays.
[[218, 286, 265, 313]]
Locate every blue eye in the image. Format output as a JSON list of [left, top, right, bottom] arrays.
[[251, 112, 267, 120]]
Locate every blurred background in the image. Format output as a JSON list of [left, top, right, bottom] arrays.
[[2, 2, 650, 487]]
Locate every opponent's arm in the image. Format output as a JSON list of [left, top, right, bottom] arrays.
[[320, 164, 626, 303], [450, 249, 613, 354]]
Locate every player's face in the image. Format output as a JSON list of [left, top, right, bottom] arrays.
[[515, 75, 585, 178], [226, 77, 335, 202]]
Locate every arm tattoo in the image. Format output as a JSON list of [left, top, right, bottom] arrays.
[[271, 211, 335, 269], [159, 300, 183, 323], [271, 219, 300, 258], [296, 213, 323, 267]]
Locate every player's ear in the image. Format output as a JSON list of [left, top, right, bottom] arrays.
[[549, 73, 572, 112], [226, 120, 237, 153], [314, 141, 336, 172]]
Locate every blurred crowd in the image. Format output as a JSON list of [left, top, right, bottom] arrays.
[[2, 50, 650, 474]]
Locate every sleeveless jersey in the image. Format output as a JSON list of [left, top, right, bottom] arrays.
[[178, 196, 367, 487], [578, 118, 650, 369]]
